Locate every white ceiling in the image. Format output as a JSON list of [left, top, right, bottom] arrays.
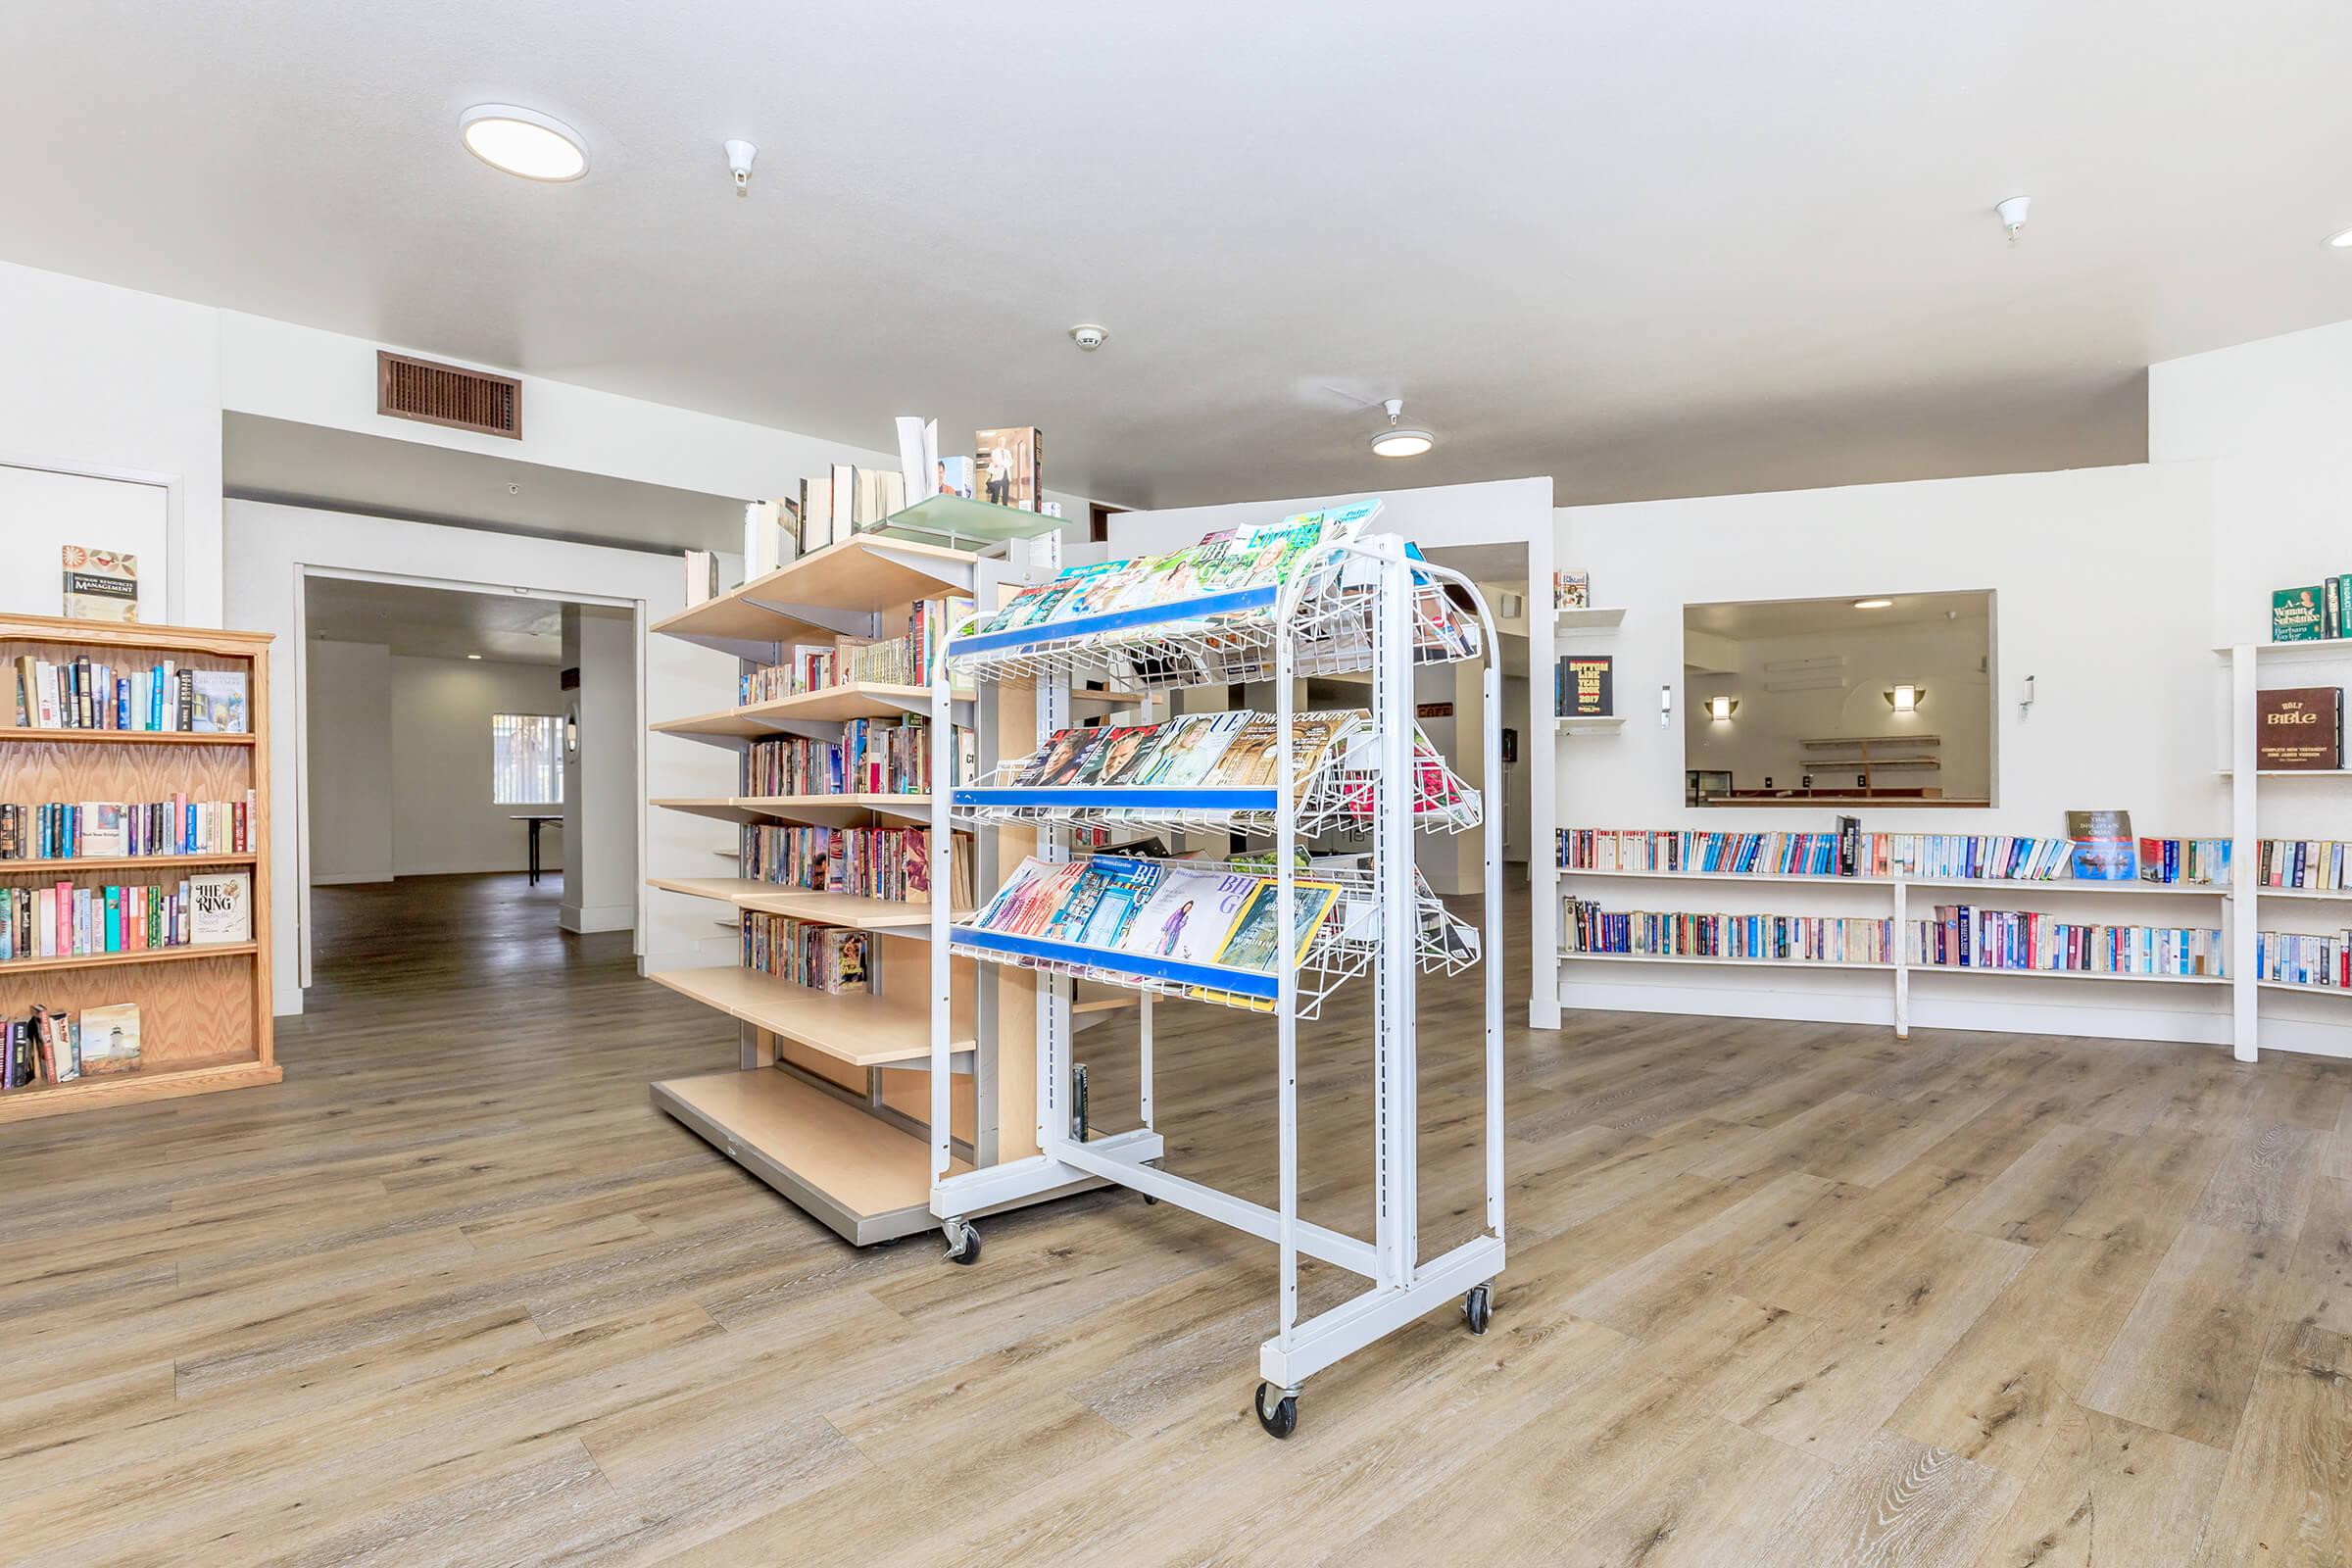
[[304, 576, 576, 664], [1686, 590, 1991, 640], [227, 414, 746, 552], [10, 4, 2352, 510]]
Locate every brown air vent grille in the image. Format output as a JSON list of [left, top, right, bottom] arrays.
[[376, 350, 521, 439]]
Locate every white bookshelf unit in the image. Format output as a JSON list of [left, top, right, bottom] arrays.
[[643, 518, 1100, 1246]]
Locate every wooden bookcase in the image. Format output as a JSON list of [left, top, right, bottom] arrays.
[[0, 614, 275, 1122]]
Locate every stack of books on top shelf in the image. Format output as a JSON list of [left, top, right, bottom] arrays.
[[2, 869, 250, 960], [2, 1002, 140, 1089], [741, 823, 974, 907], [741, 910, 869, 994], [2272, 577, 2352, 641], [1561, 901, 1893, 963], [1, 795, 256, 859], [2256, 929, 2351, 988], [1911, 906, 2223, 976], [2259, 838, 2348, 890], [741, 599, 971, 702], [1559, 826, 2230, 885], [13, 657, 246, 733], [745, 720, 972, 798]]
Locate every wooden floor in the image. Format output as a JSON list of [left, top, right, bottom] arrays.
[[4, 871, 2350, 1565]]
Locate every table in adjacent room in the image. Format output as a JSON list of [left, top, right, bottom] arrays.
[[512, 813, 563, 886]]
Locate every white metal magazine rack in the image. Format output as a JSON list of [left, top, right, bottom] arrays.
[[924, 530, 1505, 1438]]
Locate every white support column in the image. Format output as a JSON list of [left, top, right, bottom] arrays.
[[2230, 644, 2259, 1062], [1891, 880, 1910, 1041]]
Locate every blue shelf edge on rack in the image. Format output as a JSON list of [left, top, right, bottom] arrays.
[[952, 786, 1282, 811], [949, 926, 1279, 1001], [947, 586, 1281, 659]]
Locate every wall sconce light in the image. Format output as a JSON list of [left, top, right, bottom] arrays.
[[1659, 684, 1674, 729], [565, 705, 580, 756], [1884, 684, 1925, 711], [1707, 695, 1740, 721]]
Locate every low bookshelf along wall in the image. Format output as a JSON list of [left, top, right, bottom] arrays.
[[0, 613, 274, 1121]]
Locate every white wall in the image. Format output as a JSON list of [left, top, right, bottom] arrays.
[[2152, 318, 2352, 1057], [389, 656, 567, 877], [0, 260, 221, 623], [0, 465, 171, 622], [561, 606, 637, 933], [305, 639, 393, 883], [1552, 462, 2234, 1045], [227, 500, 738, 1015]]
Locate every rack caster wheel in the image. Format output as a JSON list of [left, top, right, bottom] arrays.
[[1463, 1284, 1493, 1335], [943, 1220, 981, 1266], [1253, 1382, 1298, 1440], [1142, 1193, 1158, 1205]]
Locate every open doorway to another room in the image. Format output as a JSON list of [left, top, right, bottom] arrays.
[[299, 575, 639, 984], [1415, 543, 1536, 896]]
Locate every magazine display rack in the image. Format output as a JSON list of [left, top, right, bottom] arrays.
[[923, 531, 1506, 1438]]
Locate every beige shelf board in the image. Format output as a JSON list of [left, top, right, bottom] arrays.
[[652, 683, 964, 743], [0, 1054, 278, 1124], [1068, 688, 1150, 708], [0, 726, 256, 747], [653, 794, 931, 826], [0, 940, 257, 977], [0, 852, 258, 874], [645, 877, 963, 930], [650, 536, 978, 651], [650, 967, 974, 1066], [651, 1066, 971, 1235]]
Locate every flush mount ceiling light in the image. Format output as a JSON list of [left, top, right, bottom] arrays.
[[2328, 226, 2352, 250], [461, 104, 588, 182], [467, 653, 484, 661], [1369, 399, 1435, 459], [1852, 598, 1893, 611]]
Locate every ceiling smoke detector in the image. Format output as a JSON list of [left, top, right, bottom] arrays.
[[1068, 323, 1109, 352], [1995, 194, 2032, 245], [1369, 399, 1435, 459]]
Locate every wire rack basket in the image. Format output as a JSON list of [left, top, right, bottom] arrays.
[[948, 859, 1479, 1020]]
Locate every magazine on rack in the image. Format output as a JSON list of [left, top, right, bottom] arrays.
[[1131, 711, 1249, 786], [1041, 856, 1166, 947], [1116, 864, 1261, 964]]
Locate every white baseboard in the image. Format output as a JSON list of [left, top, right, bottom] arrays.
[[308, 872, 392, 886], [561, 902, 635, 934], [272, 985, 304, 1017]]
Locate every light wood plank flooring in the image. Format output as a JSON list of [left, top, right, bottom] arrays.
[[3, 870, 2349, 1564]]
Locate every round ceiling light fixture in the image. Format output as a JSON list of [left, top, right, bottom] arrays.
[[1369, 398, 1435, 459], [460, 104, 588, 182], [1852, 598, 1893, 611], [2327, 226, 2352, 250]]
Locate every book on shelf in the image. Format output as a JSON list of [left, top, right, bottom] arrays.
[[895, 416, 941, 508], [60, 546, 139, 623], [2064, 809, 2135, 880], [1557, 655, 1614, 718], [2255, 929, 2351, 988], [12, 655, 240, 734], [1559, 826, 2226, 885], [2274, 585, 2327, 642], [0, 795, 253, 859], [682, 549, 720, 606], [739, 598, 972, 701], [189, 870, 251, 946], [2260, 838, 2348, 891], [1563, 899, 1894, 964], [1553, 571, 1590, 611], [741, 910, 870, 994], [0, 879, 201, 960], [1913, 906, 2223, 976], [740, 823, 974, 907], [742, 500, 791, 578], [976, 426, 1044, 511], [2256, 686, 2343, 769], [744, 718, 970, 796], [2, 1001, 145, 1091]]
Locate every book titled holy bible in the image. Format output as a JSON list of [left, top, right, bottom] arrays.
[[2256, 686, 2344, 770]]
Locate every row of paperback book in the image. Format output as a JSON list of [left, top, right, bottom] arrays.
[[744, 720, 972, 799], [2256, 930, 2352, 989], [2, 1003, 140, 1089], [11, 656, 246, 733], [2271, 578, 2352, 640], [3, 871, 252, 961], [2259, 838, 2352, 891], [1558, 827, 2230, 885], [0, 795, 255, 859], [741, 598, 971, 703], [739, 823, 976, 908], [1912, 906, 2223, 975], [1561, 902, 1894, 964], [740, 910, 870, 995]]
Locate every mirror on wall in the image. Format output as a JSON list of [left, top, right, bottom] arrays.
[[1682, 590, 1994, 808]]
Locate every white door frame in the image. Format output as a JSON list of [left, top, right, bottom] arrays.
[[291, 563, 645, 992]]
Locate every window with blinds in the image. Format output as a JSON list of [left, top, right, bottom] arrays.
[[492, 713, 564, 805]]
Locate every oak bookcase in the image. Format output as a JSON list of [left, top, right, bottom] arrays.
[[0, 614, 276, 1122]]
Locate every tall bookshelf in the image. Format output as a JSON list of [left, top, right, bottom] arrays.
[[0, 614, 275, 1122], [643, 524, 1090, 1245]]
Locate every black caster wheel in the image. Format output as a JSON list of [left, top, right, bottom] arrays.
[[1142, 1193, 1158, 1205], [944, 1223, 981, 1266], [1463, 1284, 1493, 1335], [1254, 1382, 1298, 1440]]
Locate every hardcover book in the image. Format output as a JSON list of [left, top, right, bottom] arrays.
[[1559, 655, 1615, 718], [78, 1002, 141, 1075], [190, 870, 252, 945], [61, 546, 139, 623], [2273, 585, 2326, 642], [975, 426, 1044, 511], [2065, 809, 2137, 880], [190, 671, 248, 734], [2256, 686, 2344, 770]]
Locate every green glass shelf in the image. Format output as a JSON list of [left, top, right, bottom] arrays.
[[865, 493, 1064, 550]]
